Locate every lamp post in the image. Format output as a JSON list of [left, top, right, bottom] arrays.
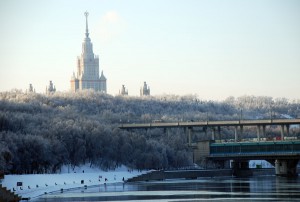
[[206, 112, 209, 122], [238, 103, 243, 121], [238, 107, 243, 121], [240, 108, 243, 121], [270, 106, 273, 120]]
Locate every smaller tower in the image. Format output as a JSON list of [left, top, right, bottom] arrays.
[[140, 81, 150, 96], [28, 84, 35, 93], [119, 85, 128, 96], [46, 81, 56, 95], [99, 71, 107, 93], [71, 72, 79, 92]]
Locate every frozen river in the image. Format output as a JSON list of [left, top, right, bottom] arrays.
[[33, 175, 300, 201]]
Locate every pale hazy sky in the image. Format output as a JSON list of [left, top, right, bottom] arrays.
[[0, 0, 299, 100]]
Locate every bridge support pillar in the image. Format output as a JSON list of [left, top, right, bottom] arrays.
[[234, 126, 243, 142], [275, 159, 298, 177], [256, 125, 265, 141], [280, 125, 285, 140], [211, 128, 215, 141], [231, 160, 252, 177], [256, 126, 261, 142], [217, 126, 221, 140], [240, 126, 243, 139], [188, 127, 192, 146], [234, 126, 238, 142]]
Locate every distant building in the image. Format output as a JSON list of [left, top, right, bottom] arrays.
[[140, 81, 150, 96], [70, 11, 107, 93], [28, 84, 35, 93], [46, 80, 56, 94], [119, 85, 128, 96]]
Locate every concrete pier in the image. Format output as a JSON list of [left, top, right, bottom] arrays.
[[275, 159, 299, 177], [231, 160, 253, 177]]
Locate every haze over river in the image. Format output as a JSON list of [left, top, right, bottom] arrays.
[[31, 175, 300, 201]]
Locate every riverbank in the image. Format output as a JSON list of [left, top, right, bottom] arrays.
[[127, 169, 232, 182], [2, 166, 299, 200], [32, 175, 300, 202], [1, 165, 147, 200]]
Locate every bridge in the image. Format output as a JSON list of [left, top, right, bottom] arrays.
[[204, 141, 300, 176], [119, 119, 300, 177], [119, 119, 300, 129], [120, 119, 300, 143]]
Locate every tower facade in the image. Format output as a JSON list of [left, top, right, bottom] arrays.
[[71, 12, 107, 93]]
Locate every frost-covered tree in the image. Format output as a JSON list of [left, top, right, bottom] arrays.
[[0, 90, 299, 174]]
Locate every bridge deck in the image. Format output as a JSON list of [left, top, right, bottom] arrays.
[[119, 119, 300, 129], [209, 141, 300, 160]]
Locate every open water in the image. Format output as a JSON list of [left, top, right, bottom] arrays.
[[33, 176, 300, 201]]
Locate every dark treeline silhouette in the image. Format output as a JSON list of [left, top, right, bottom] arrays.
[[0, 89, 299, 174]]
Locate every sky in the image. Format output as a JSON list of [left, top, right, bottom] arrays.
[[0, 0, 299, 100]]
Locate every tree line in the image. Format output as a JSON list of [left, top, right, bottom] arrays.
[[0, 89, 299, 174]]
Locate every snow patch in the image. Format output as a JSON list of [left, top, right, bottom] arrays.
[[249, 160, 273, 168], [1, 164, 147, 200], [280, 114, 293, 119]]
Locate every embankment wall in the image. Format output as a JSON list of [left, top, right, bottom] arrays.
[[128, 168, 298, 182]]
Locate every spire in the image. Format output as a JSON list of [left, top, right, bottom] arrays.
[[100, 70, 106, 80], [84, 11, 89, 38]]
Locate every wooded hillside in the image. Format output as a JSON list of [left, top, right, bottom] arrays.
[[1, 90, 299, 173]]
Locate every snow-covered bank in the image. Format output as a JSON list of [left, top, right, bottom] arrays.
[[2, 165, 147, 200]]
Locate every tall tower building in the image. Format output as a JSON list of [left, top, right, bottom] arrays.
[[71, 11, 107, 93]]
